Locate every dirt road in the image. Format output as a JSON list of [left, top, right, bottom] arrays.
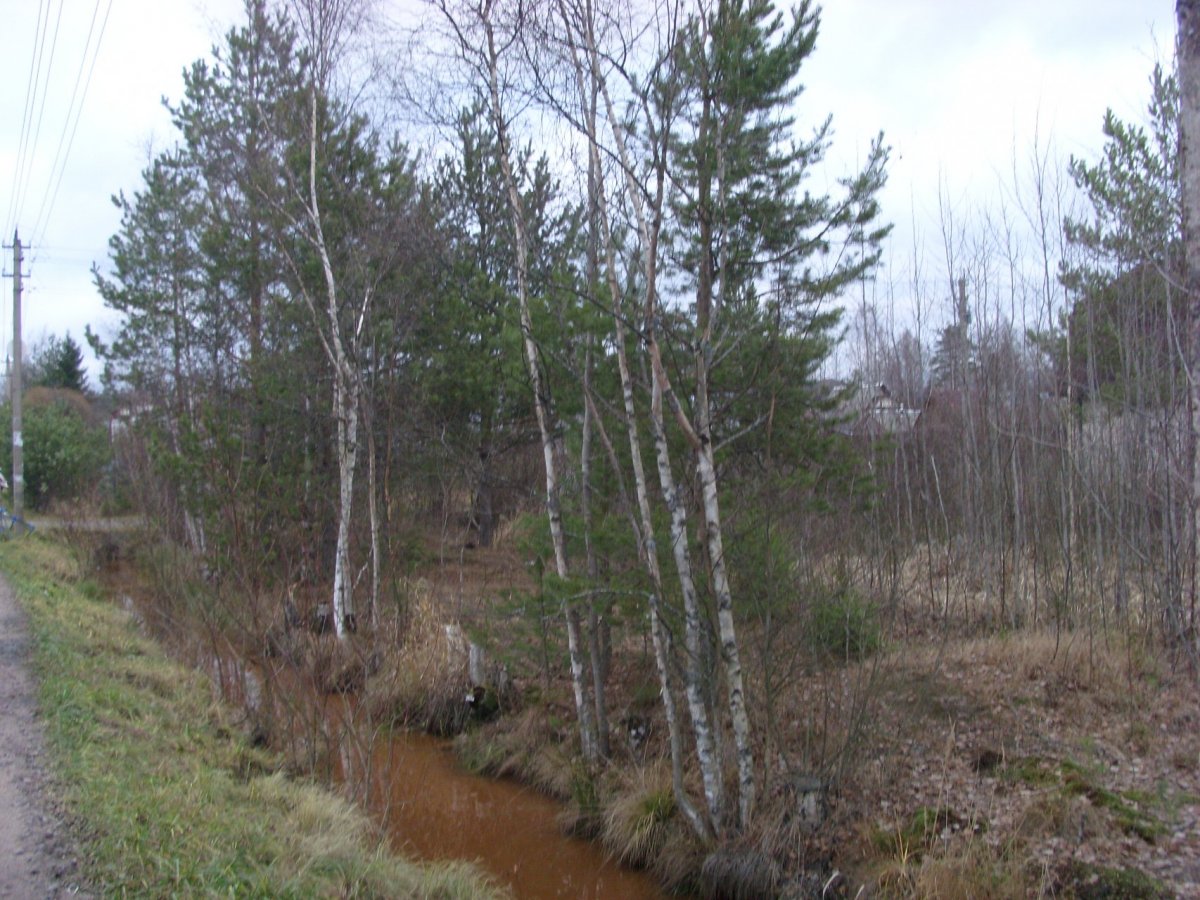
[[0, 575, 90, 898]]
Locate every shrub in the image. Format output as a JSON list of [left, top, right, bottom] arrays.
[[806, 581, 881, 661], [0, 393, 109, 508]]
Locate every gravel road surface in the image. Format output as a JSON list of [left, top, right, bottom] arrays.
[[0, 575, 91, 898]]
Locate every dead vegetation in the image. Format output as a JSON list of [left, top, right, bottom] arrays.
[[827, 628, 1198, 897], [402, 527, 1200, 898], [76, 515, 1200, 898]]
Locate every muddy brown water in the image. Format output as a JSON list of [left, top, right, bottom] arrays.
[[209, 653, 667, 899], [111, 563, 666, 900], [351, 730, 667, 899]]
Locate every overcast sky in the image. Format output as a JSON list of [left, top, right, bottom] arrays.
[[0, 0, 1177, 382]]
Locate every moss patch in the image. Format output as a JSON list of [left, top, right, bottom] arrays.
[[1060, 861, 1171, 899], [1001, 755, 1167, 844], [872, 806, 981, 863]]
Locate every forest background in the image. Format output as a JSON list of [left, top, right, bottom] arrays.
[[4, 0, 1198, 896]]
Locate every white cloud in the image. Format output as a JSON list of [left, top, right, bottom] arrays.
[[0, 0, 1180, 378]]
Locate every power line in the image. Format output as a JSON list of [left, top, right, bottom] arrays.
[[31, 0, 115, 249], [11, 0, 66, 234], [5, 0, 51, 237]]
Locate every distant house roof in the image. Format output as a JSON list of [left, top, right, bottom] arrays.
[[835, 382, 922, 439]]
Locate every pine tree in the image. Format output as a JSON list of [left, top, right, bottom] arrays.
[[932, 278, 976, 388], [1059, 65, 1182, 406], [664, 0, 890, 830]]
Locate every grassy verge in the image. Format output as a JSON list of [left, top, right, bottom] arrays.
[[0, 535, 504, 899]]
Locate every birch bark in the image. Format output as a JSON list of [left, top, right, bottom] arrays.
[[558, 0, 713, 831], [285, 0, 375, 638], [571, 5, 727, 832], [307, 85, 360, 638], [694, 70, 755, 828], [463, 0, 599, 761]]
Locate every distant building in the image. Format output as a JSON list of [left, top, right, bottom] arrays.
[[836, 382, 922, 439]]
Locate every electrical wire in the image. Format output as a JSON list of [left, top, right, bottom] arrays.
[[31, 0, 115, 250], [8, 0, 65, 239], [4, 0, 51, 238]]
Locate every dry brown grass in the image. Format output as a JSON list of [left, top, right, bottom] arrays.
[[648, 824, 707, 893], [828, 619, 1198, 898], [599, 762, 675, 867], [908, 838, 1028, 900], [833, 541, 1171, 642], [403, 520, 1199, 899], [454, 707, 578, 799], [362, 581, 475, 735], [697, 846, 781, 899]]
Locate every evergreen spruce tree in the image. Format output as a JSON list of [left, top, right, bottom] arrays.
[[32, 335, 88, 393]]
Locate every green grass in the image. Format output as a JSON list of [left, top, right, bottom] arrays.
[[0, 535, 505, 898], [871, 806, 973, 863]]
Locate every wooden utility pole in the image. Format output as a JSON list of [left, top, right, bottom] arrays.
[[1180, 0, 1200, 642], [7, 232, 22, 518]]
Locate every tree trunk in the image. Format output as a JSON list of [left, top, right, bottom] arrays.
[[331, 355, 359, 636], [578, 10, 720, 835], [561, 2, 706, 824], [364, 379, 381, 626], [477, 3, 598, 762], [581, 344, 612, 758], [305, 82, 360, 638], [1179, 0, 1200, 646], [695, 87, 755, 828]]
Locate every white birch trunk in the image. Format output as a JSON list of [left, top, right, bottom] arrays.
[[331, 359, 358, 636], [576, 45, 707, 827], [581, 346, 612, 758], [582, 26, 726, 831], [694, 427, 755, 825], [650, 357, 727, 832], [476, 2, 598, 761], [365, 391, 381, 626], [600, 228, 710, 837], [703, 90, 756, 829], [680, 73, 755, 829], [602, 232, 709, 837], [306, 84, 359, 639]]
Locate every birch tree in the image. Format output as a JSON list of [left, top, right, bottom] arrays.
[[561, 0, 738, 833], [548, 0, 712, 836], [283, 0, 415, 636], [668, 0, 888, 829], [431, 0, 600, 762]]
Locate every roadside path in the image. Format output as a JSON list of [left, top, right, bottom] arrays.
[[0, 574, 90, 898]]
